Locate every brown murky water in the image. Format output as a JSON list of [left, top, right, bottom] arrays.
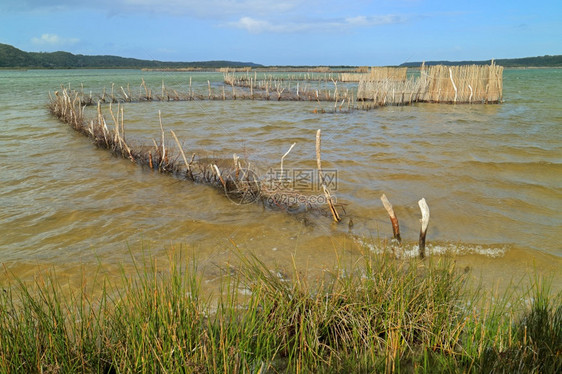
[[1, 69, 560, 293]]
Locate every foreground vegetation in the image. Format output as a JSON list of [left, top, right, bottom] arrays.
[[0, 251, 560, 373]]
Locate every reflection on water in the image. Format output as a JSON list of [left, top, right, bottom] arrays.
[[0, 69, 560, 292]]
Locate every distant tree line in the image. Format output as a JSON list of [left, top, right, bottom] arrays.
[[400, 55, 562, 67], [0, 43, 262, 69], [1, 43, 560, 69]]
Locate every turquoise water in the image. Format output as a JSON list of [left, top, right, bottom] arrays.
[[0, 68, 560, 290]]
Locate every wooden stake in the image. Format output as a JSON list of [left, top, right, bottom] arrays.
[[120, 107, 125, 140], [108, 103, 120, 147], [449, 68, 458, 103], [316, 129, 341, 223], [170, 130, 190, 173], [250, 78, 254, 99], [120, 86, 129, 101], [418, 198, 430, 258], [316, 129, 323, 182], [213, 164, 226, 189], [117, 106, 133, 161], [323, 185, 340, 222], [380, 194, 401, 243], [158, 111, 166, 168], [280, 142, 296, 175]]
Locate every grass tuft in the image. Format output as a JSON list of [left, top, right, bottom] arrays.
[[479, 277, 562, 373], [0, 251, 559, 373]]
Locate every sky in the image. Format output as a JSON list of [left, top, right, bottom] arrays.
[[1, 0, 561, 66]]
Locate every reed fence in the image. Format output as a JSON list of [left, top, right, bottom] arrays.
[[340, 67, 408, 82], [418, 62, 503, 103], [74, 78, 353, 110], [357, 77, 423, 106], [356, 62, 503, 103], [224, 63, 502, 107], [48, 88, 343, 221], [58, 65, 502, 125], [143, 63, 503, 106], [222, 73, 355, 108]]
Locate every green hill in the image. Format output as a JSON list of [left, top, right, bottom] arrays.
[[0, 43, 263, 69], [400, 55, 562, 67], [2, 43, 559, 69], [0, 43, 36, 67]]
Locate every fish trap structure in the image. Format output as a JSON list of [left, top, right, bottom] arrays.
[[49, 87, 437, 256], [48, 88, 344, 222], [357, 62, 503, 104], [418, 62, 503, 103]]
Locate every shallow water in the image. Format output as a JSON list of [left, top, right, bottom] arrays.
[[0, 68, 560, 292]]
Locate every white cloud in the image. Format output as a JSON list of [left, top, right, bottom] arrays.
[[230, 17, 312, 34], [31, 33, 79, 47], [229, 14, 406, 34], [344, 15, 404, 27], [12, 1, 408, 36], [5, 0, 408, 35], [233, 17, 274, 34]]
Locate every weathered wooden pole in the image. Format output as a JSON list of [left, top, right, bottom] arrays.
[[170, 130, 190, 174], [380, 194, 401, 243], [418, 198, 430, 258], [316, 129, 341, 223], [280, 142, 296, 176]]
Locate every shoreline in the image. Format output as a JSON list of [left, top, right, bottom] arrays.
[[2, 65, 561, 72]]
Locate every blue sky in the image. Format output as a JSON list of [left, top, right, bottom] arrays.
[[1, 0, 560, 65]]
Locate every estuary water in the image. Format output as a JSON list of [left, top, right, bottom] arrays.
[[0, 68, 560, 291]]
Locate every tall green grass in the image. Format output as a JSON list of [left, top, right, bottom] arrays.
[[0, 251, 560, 373]]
